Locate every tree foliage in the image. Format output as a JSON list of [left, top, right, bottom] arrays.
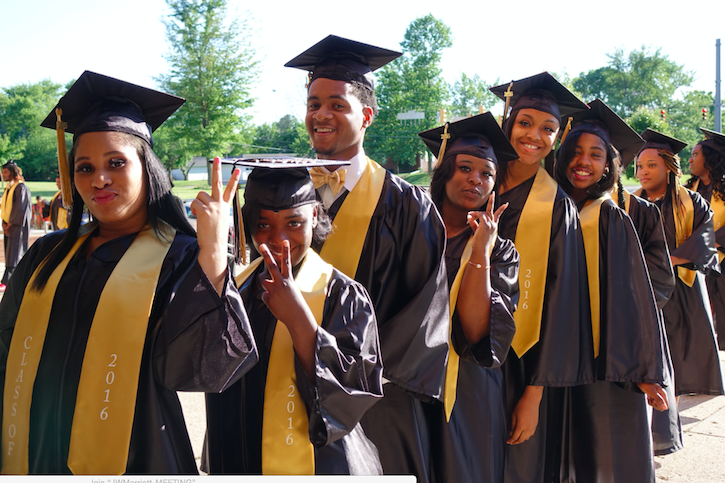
[[448, 73, 499, 118], [573, 46, 694, 118], [156, 0, 259, 168], [365, 15, 452, 171], [250, 115, 311, 156], [0, 79, 66, 179]]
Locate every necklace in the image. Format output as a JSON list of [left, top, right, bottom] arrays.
[[647, 193, 664, 202]]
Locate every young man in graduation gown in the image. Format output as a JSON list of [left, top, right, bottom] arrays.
[[285, 36, 449, 482], [1, 162, 32, 291]]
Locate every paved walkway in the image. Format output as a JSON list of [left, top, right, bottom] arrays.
[[2, 230, 724, 479]]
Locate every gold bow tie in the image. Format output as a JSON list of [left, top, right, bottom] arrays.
[[310, 167, 347, 196]]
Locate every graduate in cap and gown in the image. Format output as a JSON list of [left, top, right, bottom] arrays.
[[634, 129, 724, 397], [582, 101, 682, 456], [0, 71, 257, 474], [286, 36, 449, 482], [1, 161, 32, 290], [685, 128, 725, 350], [203, 159, 383, 475], [49, 174, 69, 231], [418, 112, 519, 483], [553, 101, 671, 482], [488, 73, 593, 483]]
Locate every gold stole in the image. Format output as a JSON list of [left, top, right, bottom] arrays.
[[318, 157, 386, 278], [578, 196, 608, 358], [2, 223, 175, 475], [235, 250, 332, 475], [444, 234, 495, 421], [50, 191, 68, 229], [1, 181, 23, 224], [693, 179, 725, 264], [634, 186, 695, 286], [510, 167, 558, 357]]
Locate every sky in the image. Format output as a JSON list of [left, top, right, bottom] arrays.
[[1, 0, 723, 126]]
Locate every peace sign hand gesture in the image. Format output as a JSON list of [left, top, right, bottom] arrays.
[[467, 192, 508, 258]]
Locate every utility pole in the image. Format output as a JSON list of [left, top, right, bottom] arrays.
[[716, 39, 722, 132]]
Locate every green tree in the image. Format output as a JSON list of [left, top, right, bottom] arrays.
[[366, 15, 452, 171], [156, 0, 259, 165], [251, 115, 311, 156], [0, 79, 66, 179], [667, 90, 716, 161], [573, 47, 694, 118], [448, 73, 499, 118]]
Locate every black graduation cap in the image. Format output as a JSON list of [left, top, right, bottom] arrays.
[[284, 35, 401, 90], [489, 72, 588, 121], [565, 99, 644, 169], [418, 112, 518, 168], [699, 128, 725, 158], [39, 71, 184, 208], [639, 128, 687, 156], [218, 157, 350, 264], [40, 71, 185, 146]]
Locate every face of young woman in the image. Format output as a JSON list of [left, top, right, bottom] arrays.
[[636, 148, 669, 194], [444, 154, 496, 212], [73, 131, 148, 232], [251, 204, 317, 267], [689, 143, 708, 179], [509, 108, 560, 165], [565, 133, 609, 191]]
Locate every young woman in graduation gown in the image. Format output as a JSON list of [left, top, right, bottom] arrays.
[[204, 163, 383, 475], [0, 72, 257, 475], [553, 113, 671, 482], [489, 73, 594, 483], [418, 113, 519, 483], [635, 129, 724, 398], [685, 128, 725, 350]]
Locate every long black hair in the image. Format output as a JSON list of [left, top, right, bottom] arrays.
[[31, 132, 195, 291], [685, 142, 725, 201], [554, 129, 620, 201]]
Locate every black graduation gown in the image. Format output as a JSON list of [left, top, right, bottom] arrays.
[[423, 229, 518, 483], [2, 182, 31, 284], [654, 189, 724, 396], [312, 169, 449, 482], [623, 193, 682, 456], [563, 200, 669, 483], [694, 181, 725, 350], [0, 229, 257, 474], [204, 259, 384, 475], [495, 175, 593, 483]]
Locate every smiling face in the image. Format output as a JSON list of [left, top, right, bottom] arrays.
[[565, 132, 609, 192], [251, 204, 317, 267], [636, 148, 669, 196], [305, 78, 372, 161], [73, 131, 148, 232], [509, 108, 560, 165], [443, 154, 496, 212]]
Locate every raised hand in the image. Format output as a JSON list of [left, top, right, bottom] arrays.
[[191, 156, 240, 295], [468, 192, 508, 256]]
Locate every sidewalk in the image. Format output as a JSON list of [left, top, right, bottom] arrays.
[[1, 230, 724, 479]]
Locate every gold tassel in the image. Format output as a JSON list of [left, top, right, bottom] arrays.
[[559, 117, 573, 145], [232, 186, 247, 265], [436, 123, 451, 169], [55, 108, 72, 209], [502, 82, 514, 123]]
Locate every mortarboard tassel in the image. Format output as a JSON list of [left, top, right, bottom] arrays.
[[436, 123, 451, 169], [232, 184, 247, 265], [502, 82, 514, 124], [559, 117, 573, 145], [55, 108, 73, 209]]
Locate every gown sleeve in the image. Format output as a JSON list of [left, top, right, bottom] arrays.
[[294, 271, 384, 448], [670, 190, 720, 275], [451, 236, 519, 369], [149, 235, 258, 393], [597, 201, 668, 385], [9, 183, 31, 226], [628, 195, 676, 310]]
